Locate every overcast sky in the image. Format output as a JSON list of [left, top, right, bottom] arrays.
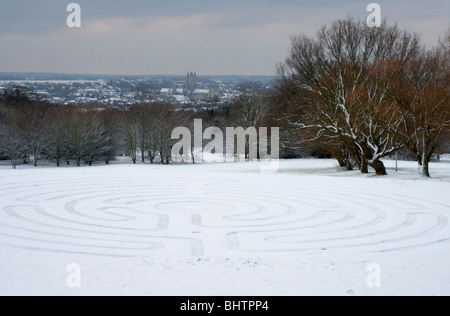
[[0, 0, 448, 76]]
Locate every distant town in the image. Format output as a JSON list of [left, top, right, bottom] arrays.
[[0, 72, 276, 108]]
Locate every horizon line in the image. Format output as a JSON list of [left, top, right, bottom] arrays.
[[0, 71, 278, 78]]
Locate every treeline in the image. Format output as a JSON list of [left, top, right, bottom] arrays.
[[0, 97, 117, 168], [276, 18, 449, 177], [0, 82, 283, 169]]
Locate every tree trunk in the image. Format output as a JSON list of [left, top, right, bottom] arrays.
[[345, 159, 354, 171], [348, 148, 362, 171], [130, 150, 137, 164], [421, 147, 431, 177], [148, 152, 155, 164], [341, 148, 354, 171], [33, 148, 39, 167], [336, 157, 346, 168], [370, 160, 388, 176], [421, 134, 431, 178], [361, 156, 369, 174], [421, 160, 431, 178], [337, 157, 354, 170]]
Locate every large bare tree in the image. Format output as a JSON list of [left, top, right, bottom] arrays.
[[231, 82, 273, 128], [47, 107, 68, 167], [65, 107, 111, 167], [388, 31, 450, 177], [149, 103, 188, 164], [0, 108, 26, 169], [278, 18, 422, 175], [19, 104, 52, 167]]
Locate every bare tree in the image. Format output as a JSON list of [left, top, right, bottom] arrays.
[[232, 82, 273, 128], [19, 104, 51, 167], [123, 106, 141, 164], [99, 108, 116, 164], [83, 110, 111, 166], [47, 107, 68, 167], [148, 103, 187, 164], [388, 37, 450, 177], [65, 108, 85, 166], [64, 108, 111, 167], [137, 104, 152, 163], [278, 18, 422, 175], [123, 103, 183, 165], [228, 82, 273, 160], [271, 75, 308, 159], [0, 107, 27, 169]]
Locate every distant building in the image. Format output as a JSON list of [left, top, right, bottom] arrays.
[[171, 95, 190, 104], [187, 72, 197, 93], [192, 89, 209, 101], [192, 86, 220, 101], [159, 72, 221, 104], [160, 88, 172, 97]]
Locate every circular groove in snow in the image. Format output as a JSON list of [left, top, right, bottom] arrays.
[[0, 176, 448, 257]]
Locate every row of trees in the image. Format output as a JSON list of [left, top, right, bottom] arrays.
[[0, 82, 279, 168], [0, 102, 115, 169], [276, 18, 449, 177], [124, 103, 187, 164]]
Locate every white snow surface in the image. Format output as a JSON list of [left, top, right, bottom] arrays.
[[1, 158, 450, 296]]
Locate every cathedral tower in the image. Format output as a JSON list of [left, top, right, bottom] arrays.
[[186, 72, 197, 93]]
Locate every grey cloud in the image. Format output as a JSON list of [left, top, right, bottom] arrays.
[[0, 0, 448, 75]]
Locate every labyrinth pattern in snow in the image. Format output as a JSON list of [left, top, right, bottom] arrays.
[[1, 171, 449, 258]]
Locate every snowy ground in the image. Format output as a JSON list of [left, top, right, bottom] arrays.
[[0, 157, 450, 296]]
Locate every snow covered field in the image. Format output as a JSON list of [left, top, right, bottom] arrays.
[[1, 158, 450, 296]]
